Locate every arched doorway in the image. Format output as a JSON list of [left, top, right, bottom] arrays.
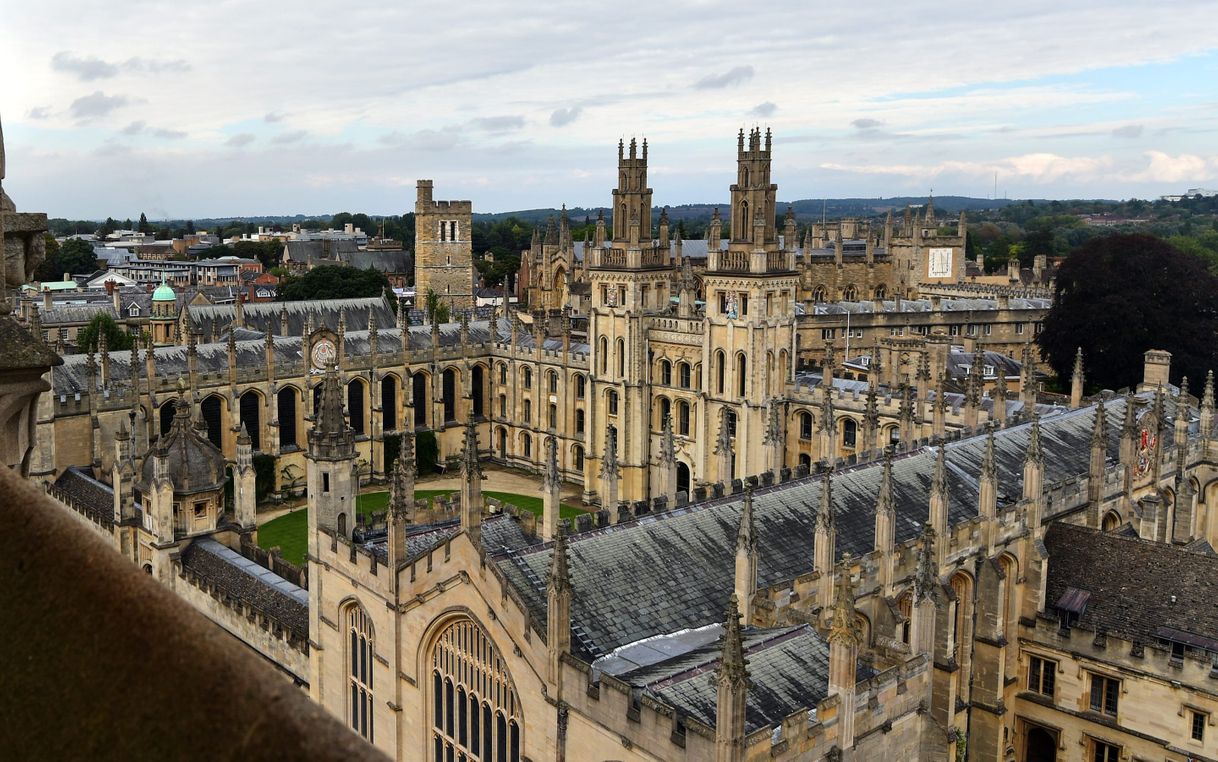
[[676, 462, 691, 496], [1024, 724, 1057, 762]]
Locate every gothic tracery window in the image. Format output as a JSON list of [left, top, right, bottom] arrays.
[[431, 619, 521, 762], [346, 603, 375, 743]]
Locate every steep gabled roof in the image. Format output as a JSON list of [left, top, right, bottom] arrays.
[[495, 398, 1143, 659]]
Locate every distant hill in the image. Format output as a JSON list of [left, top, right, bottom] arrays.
[[474, 196, 1030, 226]]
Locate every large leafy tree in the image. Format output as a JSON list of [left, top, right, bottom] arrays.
[[34, 237, 98, 281], [1038, 234, 1218, 390], [76, 313, 135, 353], [276, 265, 391, 302]]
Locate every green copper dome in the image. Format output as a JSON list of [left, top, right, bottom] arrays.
[[152, 281, 176, 301]]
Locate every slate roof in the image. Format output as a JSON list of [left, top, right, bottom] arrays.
[[365, 514, 537, 562], [50, 319, 557, 395], [52, 466, 115, 528], [186, 296, 397, 338], [282, 239, 361, 262], [495, 395, 1173, 660], [616, 625, 836, 734], [179, 538, 308, 640], [1044, 523, 1218, 648]]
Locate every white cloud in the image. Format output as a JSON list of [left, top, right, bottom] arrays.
[[68, 91, 129, 120], [694, 65, 754, 90], [5, 1, 1218, 214], [550, 106, 582, 127], [225, 133, 256, 147]]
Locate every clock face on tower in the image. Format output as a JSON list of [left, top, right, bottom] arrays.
[[311, 338, 337, 372]]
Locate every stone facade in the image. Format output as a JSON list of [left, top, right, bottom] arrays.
[[414, 179, 475, 311]]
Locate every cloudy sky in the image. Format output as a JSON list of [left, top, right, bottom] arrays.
[[3, 0, 1218, 219]]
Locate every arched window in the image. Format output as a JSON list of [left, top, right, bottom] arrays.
[[842, 285, 858, 300], [660, 360, 672, 386], [678, 362, 691, 389], [471, 366, 485, 418], [442, 369, 457, 424], [842, 418, 857, 448], [412, 373, 428, 427], [499, 394, 507, 418], [200, 395, 223, 449], [799, 411, 812, 440], [277, 387, 298, 449], [573, 445, 584, 471], [598, 337, 608, 374], [548, 403, 557, 429], [607, 390, 619, 416], [575, 409, 585, 434], [715, 350, 726, 395], [348, 379, 366, 435], [547, 370, 558, 394], [239, 391, 261, 451], [678, 400, 691, 436], [498, 363, 507, 385], [574, 374, 586, 400], [658, 398, 671, 428], [431, 619, 521, 762], [874, 285, 887, 299], [522, 367, 532, 389], [523, 399, 532, 424], [736, 353, 747, 397], [812, 286, 827, 302], [345, 603, 375, 743], [522, 434, 532, 459], [615, 338, 625, 378], [376, 376, 394, 431]]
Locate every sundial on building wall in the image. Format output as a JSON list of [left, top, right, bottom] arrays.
[[310, 337, 337, 373]]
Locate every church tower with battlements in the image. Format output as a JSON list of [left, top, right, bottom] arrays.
[[413, 180, 474, 313]]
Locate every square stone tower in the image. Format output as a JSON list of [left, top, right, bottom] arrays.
[[413, 180, 474, 313]]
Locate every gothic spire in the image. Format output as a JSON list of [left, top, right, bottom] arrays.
[[913, 527, 938, 602], [828, 554, 858, 644], [1091, 397, 1107, 449], [547, 523, 571, 595], [717, 594, 749, 687], [600, 425, 621, 478], [1026, 411, 1044, 465], [932, 439, 948, 496], [389, 449, 415, 520], [737, 487, 756, 556], [460, 412, 482, 481], [543, 433, 561, 491], [715, 410, 734, 456], [876, 448, 894, 517], [982, 424, 997, 479], [659, 411, 677, 465], [762, 400, 781, 445], [818, 468, 835, 529]]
